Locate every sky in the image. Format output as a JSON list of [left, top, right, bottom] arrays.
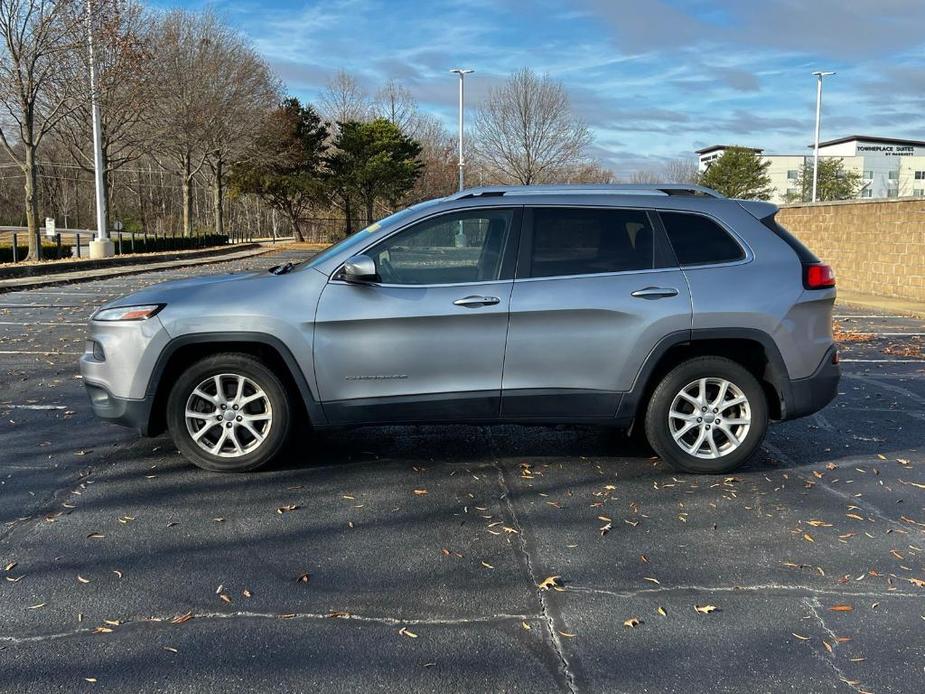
[[159, 0, 925, 176]]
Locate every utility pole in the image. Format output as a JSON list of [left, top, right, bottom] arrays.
[[450, 68, 473, 192], [87, 0, 113, 258], [811, 71, 835, 203]]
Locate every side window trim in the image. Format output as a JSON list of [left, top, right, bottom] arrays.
[[331, 206, 524, 287], [515, 205, 674, 281], [655, 208, 751, 268]]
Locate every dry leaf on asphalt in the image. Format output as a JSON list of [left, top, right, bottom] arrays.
[[694, 604, 718, 614], [298, 573, 311, 584], [538, 575, 561, 590], [398, 626, 418, 638], [829, 604, 854, 612], [623, 617, 641, 628]]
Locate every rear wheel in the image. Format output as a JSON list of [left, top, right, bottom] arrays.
[[644, 356, 768, 474], [166, 353, 291, 472]]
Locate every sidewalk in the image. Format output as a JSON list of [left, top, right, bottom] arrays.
[[836, 288, 925, 318], [0, 243, 282, 292]]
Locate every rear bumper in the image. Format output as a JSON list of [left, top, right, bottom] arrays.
[[84, 381, 154, 435], [781, 344, 840, 420]]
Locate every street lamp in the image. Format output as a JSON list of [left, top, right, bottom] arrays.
[[450, 68, 473, 192], [86, 0, 112, 258], [811, 70, 835, 203]]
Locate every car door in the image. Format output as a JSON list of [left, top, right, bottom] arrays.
[[501, 205, 692, 419], [314, 207, 522, 424]]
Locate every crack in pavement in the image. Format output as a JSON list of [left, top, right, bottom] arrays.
[[486, 436, 578, 693], [763, 442, 913, 532], [801, 596, 868, 694], [568, 583, 923, 600], [0, 611, 545, 646]]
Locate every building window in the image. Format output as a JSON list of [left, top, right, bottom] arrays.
[[887, 188, 899, 198], [915, 171, 925, 180], [914, 189, 925, 197], [862, 170, 873, 179], [888, 170, 899, 180], [860, 189, 872, 198], [787, 170, 799, 180]]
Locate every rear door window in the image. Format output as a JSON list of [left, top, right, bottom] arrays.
[[659, 211, 745, 266], [527, 207, 656, 278]]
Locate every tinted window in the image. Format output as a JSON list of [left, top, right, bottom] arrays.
[[759, 215, 819, 263], [660, 212, 744, 266], [367, 209, 514, 285], [529, 208, 655, 278]]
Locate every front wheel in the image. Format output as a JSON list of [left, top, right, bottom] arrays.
[[166, 353, 292, 472], [644, 356, 768, 474]]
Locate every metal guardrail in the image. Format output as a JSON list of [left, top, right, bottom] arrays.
[[0, 228, 275, 263]]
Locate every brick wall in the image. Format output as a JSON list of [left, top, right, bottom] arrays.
[[776, 198, 925, 303]]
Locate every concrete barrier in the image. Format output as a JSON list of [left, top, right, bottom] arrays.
[[777, 198, 925, 303]]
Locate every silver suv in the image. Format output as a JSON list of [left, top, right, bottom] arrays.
[[80, 184, 839, 474]]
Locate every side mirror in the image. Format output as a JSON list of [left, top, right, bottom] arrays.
[[341, 254, 378, 283]]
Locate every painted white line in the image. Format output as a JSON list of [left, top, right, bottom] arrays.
[[0, 321, 85, 326], [841, 332, 925, 337], [833, 314, 909, 319], [0, 350, 81, 355], [841, 358, 924, 363], [0, 304, 84, 308], [1, 404, 67, 410]]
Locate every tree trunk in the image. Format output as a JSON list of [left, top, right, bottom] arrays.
[[181, 153, 192, 236], [212, 157, 224, 237], [24, 144, 40, 261], [365, 194, 374, 226], [344, 195, 353, 236], [289, 210, 306, 242]]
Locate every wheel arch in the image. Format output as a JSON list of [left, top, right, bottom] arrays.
[[623, 328, 793, 425], [145, 333, 324, 436]]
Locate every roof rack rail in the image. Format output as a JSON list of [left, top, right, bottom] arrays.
[[449, 184, 724, 200]]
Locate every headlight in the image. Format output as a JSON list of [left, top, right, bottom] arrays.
[[92, 304, 164, 322]]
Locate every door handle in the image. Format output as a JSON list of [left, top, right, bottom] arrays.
[[631, 286, 679, 299], [453, 295, 501, 307]]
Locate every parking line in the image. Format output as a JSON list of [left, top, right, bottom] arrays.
[[838, 359, 925, 366], [1, 404, 67, 410], [0, 350, 81, 355], [0, 321, 85, 326], [833, 314, 909, 319]]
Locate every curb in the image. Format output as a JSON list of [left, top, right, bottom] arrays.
[[0, 244, 282, 293]]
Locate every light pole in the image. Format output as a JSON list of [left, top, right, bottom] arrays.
[[86, 0, 112, 258], [450, 68, 473, 192], [811, 70, 835, 203]]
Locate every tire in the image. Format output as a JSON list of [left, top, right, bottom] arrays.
[[644, 356, 768, 474], [166, 353, 292, 472]]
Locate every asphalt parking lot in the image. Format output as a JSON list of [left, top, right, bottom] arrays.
[[1, 249, 923, 693]]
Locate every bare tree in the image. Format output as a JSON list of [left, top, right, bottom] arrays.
[[372, 79, 417, 134], [629, 170, 661, 184], [473, 68, 591, 185], [197, 31, 279, 237], [0, 0, 80, 259], [55, 0, 155, 227], [147, 9, 229, 235], [561, 161, 615, 184], [319, 69, 369, 125], [661, 158, 700, 184]]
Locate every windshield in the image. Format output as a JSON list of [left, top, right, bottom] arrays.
[[304, 199, 444, 269]]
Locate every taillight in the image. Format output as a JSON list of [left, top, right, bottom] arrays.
[[804, 263, 835, 289]]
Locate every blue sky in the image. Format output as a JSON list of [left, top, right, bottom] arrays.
[[160, 0, 925, 175]]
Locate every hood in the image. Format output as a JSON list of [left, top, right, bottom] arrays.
[[100, 269, 266, 309]]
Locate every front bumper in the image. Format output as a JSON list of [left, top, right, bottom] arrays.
[[84, 381, 155, 434], [782, 344, 840, 420]]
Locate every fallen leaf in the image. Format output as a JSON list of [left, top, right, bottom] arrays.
[[657, 606, 667, 617], [413, 489, 428, 496], [170, 612, 192, 625], [163, 646, 178, 653], [829, 604, 853, 612], [398, 626, 418, 638], [538, 575, 561, 590], [694, 604, 717, 614], [792, 633, 810, 640], [77, 575, 90, 584], [558, 630, 576, 637], [86, 533, 105, 539], [623, 617, 641, 628], [297, 573, 311, 584]]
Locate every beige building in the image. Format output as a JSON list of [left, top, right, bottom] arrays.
[[696, 136, 925, 204]]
